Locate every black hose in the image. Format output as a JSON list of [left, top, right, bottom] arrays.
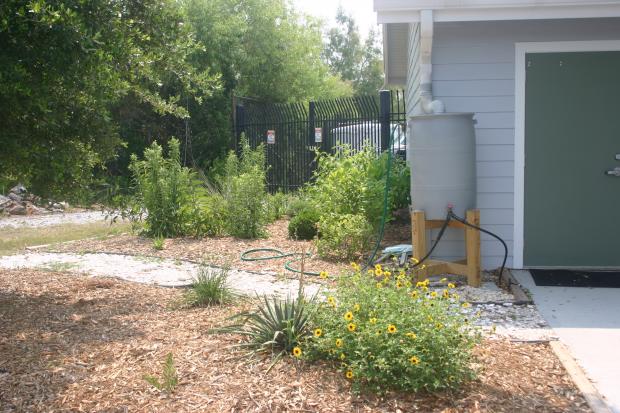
[[410, 211, 452, 268], [448, 210, 510, 286]]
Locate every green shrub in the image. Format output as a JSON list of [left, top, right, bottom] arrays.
[[129, 138, 195, 237], [152, 236, 165, 250], [222, 137, 268, 238], [308, 146, 384, 227], [288, 207, 320, 240], [370, 153, 410, 212], [266, 191, 290, 222], [191, 194, 228, 237], [315, 213, 373, 261], [286, 194, 312, 217], [304, 266, 480, 394], [183, 265, 235, 307]]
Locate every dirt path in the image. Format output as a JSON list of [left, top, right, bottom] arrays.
[[0, 251, 321, 297]]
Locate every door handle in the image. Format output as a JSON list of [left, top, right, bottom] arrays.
[[606, 167, 620, 177]]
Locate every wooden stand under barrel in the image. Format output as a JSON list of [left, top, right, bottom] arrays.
[[411, 209, 481, 287]]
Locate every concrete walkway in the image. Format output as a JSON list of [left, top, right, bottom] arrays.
[[513, 270, 620, 413]]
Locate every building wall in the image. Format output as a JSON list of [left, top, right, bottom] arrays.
[[406, 23, 421, 117], [409, 18, 620, 268]]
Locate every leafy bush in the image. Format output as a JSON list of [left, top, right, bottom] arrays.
[[191, 194, 228, 237], [288, 207, 320, 240], [266, 191, 291, 222], [152, 236, 165, 250], [285, 194, 312, 217], [304, 265, 480, 394], [222, 137, 268, 238], [129, 138, 203, 237], [212, 293, 315, 369], [315, 213, 373, 261], [305, 145, 410, 259], [308, 146, 385, 227], [183, 265, 235, 307]]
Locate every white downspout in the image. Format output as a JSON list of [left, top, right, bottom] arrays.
[[419, 10, 445, 114]]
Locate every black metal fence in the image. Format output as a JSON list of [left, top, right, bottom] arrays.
[[234, 90, 406, 193]]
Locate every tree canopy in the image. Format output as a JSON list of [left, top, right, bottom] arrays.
[[0, 0, 382, 199]]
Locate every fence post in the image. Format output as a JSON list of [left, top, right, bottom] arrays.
[[379, 90, 391, 152], [234, 104, 245, 155], [308, 101, 316, 147]]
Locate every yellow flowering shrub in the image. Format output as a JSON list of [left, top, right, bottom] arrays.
[[304, 266, 480, 394]]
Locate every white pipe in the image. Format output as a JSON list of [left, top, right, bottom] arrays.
[[419, 10, 445, 114]]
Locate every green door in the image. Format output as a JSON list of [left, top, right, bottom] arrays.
[[524, 51, 620, 268]]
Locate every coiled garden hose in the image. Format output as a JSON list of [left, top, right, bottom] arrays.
[[240, 248, 320, 276]]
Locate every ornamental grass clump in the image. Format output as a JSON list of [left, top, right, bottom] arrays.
[[304, 264, 481, 394]]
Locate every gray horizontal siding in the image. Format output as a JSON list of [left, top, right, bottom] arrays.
[[418, 17, 620, 269]]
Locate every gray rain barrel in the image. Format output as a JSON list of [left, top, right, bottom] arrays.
[[408, 113, 476, 220]]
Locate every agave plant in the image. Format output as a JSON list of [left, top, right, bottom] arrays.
[[212, 293, 316, 370]]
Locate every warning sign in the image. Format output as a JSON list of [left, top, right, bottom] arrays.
[[314, 128, 322, 143], [266, 130, 275, 144]]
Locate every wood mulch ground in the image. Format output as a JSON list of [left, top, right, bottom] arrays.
[[45, 218, 413, 278], [0, 269, 590, 412]]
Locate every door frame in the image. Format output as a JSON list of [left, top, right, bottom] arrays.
[[513, 40, 620, 269]]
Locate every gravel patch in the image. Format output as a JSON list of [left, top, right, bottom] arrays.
[[0, 252, 321, 298], [0, 211, 109, 229]]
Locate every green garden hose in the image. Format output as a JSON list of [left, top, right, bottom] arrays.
[[240, 248, 320, 276], [240, 124, 400, 276]]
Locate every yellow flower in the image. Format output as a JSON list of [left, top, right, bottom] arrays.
[[440, 277, 447, 283], [409, 355, 420, 365], [448, 282, 456, 289], [335, 338, 343, 347], [344, 311, 353, 321], [384, 271, 391, 278], [435, 322, 444, 330], [292, 347, 302, 358], [398, 270, 406, 277], [422, 279, 430, 286], [319, 271, 328, 279], [415, 281, 425, 288], [369, 317, 377, 324], [430, 291, 438, 298], [345, 370, 354, 379], [314, 328, 323, 337], [396, 281, 403, 289], [374, 268, 383, 277], [405, 332, 417, 339], [367, 269, 374, 275], [462, 302, 471, 308], [411, 291, 418, 299], [347, 323, 356, 332], [411, 257, 420, 264], [327, 296, 336, 307], [442, 289, 450, 299], [353, 303, 361, 312], [350, 262, 361, 271], [452, 293, 460, 300], [376, 282, 383, 289], [374, 264, 382, 271], [340, 353, 346, 360], [422, 286, 429, 292], [387, 324, 397, 334]]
